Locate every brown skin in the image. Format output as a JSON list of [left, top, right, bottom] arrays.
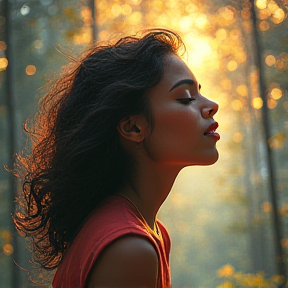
[[87, 236, 158, 288], [87, 54, 219, 288]]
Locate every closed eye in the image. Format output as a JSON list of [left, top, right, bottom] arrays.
[[177, 98, 195, 104]]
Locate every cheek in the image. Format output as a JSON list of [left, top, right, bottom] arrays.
[[154, 107, 199, 139], [145, 107, 200, 159]]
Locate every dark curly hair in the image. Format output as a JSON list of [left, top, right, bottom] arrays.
[[13, 28, 185, 269]]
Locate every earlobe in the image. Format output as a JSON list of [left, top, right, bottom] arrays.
[[117, 115, 148, 143]]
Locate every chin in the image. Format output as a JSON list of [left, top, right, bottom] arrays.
[[191, 151, 219, 166]]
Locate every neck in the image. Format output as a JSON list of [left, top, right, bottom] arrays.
[[118, 163, 181, 230]]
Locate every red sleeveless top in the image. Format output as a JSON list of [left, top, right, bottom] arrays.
[[52, 195, 171, 288]]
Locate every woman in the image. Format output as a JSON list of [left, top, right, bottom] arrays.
[[13, 28, 220, 288]]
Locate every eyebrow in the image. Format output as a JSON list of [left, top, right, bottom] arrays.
[[169, 79, 201, 92]]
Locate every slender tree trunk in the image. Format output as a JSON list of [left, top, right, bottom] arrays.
[[89, 0, 97, 41], [250, 0, 286, 277], [3, 0, 21, 287]]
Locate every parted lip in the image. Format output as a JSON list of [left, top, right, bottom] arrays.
[[204, 122, 219, 134]]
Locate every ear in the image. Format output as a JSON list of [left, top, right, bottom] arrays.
[[117, 114, 148, 142]]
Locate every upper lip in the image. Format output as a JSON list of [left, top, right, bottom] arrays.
[[204, 122, 219, 134]]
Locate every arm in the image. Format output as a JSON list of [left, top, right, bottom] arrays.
[[86, 235, 159, 288]]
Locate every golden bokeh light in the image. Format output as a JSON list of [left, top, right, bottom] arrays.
[[185, 3, 198, 13], [218, 264, 234, 277], [127, 11, 142, 25], [227, 60, 238, 71], [255, 0, 268, 10], [188, 38, 213, 67], [26, 65, 36, 75], [122, 4, 133, 15], [268, 133, 285, 149], [195, 14, 209, 29], [218, 92, 228, 108], [0, 41, 7, 51], [111, 4, 122, 17], [267, 1, 280, 13], [259, 20, 270, 31], [73, 27, 93, 44], [0, 57, 8, 71], [271, 8, 286, 24], [265, 55, 276, 66], [220, 78, 232, 91], [251, 97, 263, 109], [3, 244, 13, 256], [235, 51, 247, 64], [179, 16, 193, 31], [1, 231, 12, 242], [268, 98, 277, 109], [81, 6, 93, 25], [281, 238, 288, 248], [220, 6, 235, 21], [271, 88, 283, 100], [237, 84, 248, 97], [262, 201, 272, 213], [275, 60, 285, 70], [130, 0, 141, 5], [233, 132, 243, 143], [231, 99, 243, 111], [258, 8, 271, 19], [216, 28, 227, 41], [33, 39, 43, 50], [241, 9, 251, 20]]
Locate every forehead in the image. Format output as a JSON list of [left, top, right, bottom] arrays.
[[160, 54, 197, 91]]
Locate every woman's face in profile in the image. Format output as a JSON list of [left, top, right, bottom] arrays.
[[144, 53, 220, 168]]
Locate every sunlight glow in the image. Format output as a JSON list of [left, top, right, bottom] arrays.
[[127, 11, 142, 25], [179, 16, 193, 30], [122, 4, 133, 15], [220, 78, 232, 91], [195, 14, 209, 29], [232, 99, 243, 111], [186, 3, 198, 13], [189, 38, 212, 66]]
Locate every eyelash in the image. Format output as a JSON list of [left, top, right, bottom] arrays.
[[177, 98, 195, 104]]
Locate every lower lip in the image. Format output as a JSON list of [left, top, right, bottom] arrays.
[[205, 132, 220, 141]]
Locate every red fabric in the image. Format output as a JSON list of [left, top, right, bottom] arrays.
[[52, 195, 171, 288]]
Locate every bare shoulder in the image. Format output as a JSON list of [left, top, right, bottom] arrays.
[[86, 235, 158, 288]]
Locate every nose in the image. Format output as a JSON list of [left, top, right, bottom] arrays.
[[202, 99, 219, 119]]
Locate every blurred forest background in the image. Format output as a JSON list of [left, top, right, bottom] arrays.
[[0, 0, 288, 287]]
